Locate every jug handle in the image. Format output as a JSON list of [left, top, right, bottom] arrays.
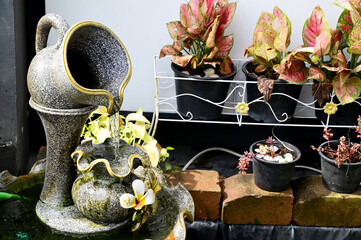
[[35, 13, 70, 53]]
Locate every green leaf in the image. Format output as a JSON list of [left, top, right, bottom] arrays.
[[254, 42, 278, 62], [0, 192, 26, 201], [96, 128, 111, 144], [127, 122, 147, 140], [126, 112, 150, 124]]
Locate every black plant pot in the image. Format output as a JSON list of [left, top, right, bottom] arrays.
[[250, 140, 301, 192], [319, 140, 361, 193], [171, 62, 237, 120], [315, 99, 361, 125], [242, 61, 303, 123]]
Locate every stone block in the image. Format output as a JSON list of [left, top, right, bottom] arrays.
[[293, 175, 361, 227], [221, 174, 293, 225], [164, 170, 221, 221]]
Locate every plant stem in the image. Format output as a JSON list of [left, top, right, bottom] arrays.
[[351, 54, 358, 69]]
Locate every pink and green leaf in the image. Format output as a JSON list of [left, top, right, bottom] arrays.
[[331, 51, 348, 69], [206, 16, 219, 48], [274, 24, 290, 52], [278, 59, 309, 84], [180, 4, 200, 34], [254, 27, 276, 47], [349, 40, 361, 54], [352, 64, 361, 73], [333, 76, 361, 104], [337, 10, 353, 41], [166, 21, 188, 40], [218, 2, 236, 30], [215, 34, 234, 58], [308, 66, 326, 81], [253, 11, 273, 45], [334, 0, 353, 11], [335, 69, 352, 86], [313, 30, 332, 57], [171, 55, 194, 68], [302, 6, 331, 47], [159, 44, 180, 58], [347, 18, 361, 48], [244, 46, 267, 66]]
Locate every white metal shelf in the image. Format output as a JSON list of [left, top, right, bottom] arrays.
[[151, 56, 360, 135]]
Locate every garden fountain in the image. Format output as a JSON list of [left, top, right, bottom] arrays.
[[0, 13, 194, 239]]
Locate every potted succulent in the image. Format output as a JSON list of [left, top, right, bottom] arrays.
[[243, 5, 304, 123], [312, 116, 361, 193], [159, 0, 237, 120], [275, 4, 361, 125], [238, 137, 301, 192]]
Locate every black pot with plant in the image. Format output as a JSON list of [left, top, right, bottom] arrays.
[[244, 6, 304, 123], [313, 123, 361, 193], [159, 0, 237, 120], [243, 61, 303, 123], [238, 137, 301, 192]]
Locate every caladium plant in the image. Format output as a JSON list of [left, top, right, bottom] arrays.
[[159, 0, 236, 75], [275, 4, 361, 106], [244, 5, 300, 101]]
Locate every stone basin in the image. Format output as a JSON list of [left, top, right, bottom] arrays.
[[0, 159, 194, 240]]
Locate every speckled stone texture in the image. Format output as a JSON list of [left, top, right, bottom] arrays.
[[27, 13, 131, 115], [164, 170, 221, 221], [30, 98, 96, 207], [36, 201, 128, 235], [293, 175, 361, 227], [71, 139, 148, 223], [221, 174, 294, 225]]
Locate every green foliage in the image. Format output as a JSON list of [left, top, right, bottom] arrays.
[[0, 192, 28, 201], [81, 107, 174, 168]]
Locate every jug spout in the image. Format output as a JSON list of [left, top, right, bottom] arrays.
[[28, 13, 132, 114]]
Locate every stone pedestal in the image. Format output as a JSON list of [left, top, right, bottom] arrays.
[[165, 170, 221, 220], [293, 175, 361, 227], [221, 174, 293, 225]]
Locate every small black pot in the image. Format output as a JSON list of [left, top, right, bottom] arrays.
[[315, 99, 361, 125], [171, 62, 237, 120], [319, 140, 361, 193], [242, 61, 303, 123], [250, 140, 301, 192]]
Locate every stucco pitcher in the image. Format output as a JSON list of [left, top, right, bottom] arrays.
[[27, 13, 131, 114]]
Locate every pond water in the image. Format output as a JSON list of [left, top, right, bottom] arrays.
[[0, 184, 176, 240]]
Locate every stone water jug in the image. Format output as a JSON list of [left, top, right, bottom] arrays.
[[27, 13, 131, 114]]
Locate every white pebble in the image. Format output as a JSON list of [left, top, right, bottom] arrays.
[[255, 148, 261, 153], [274, 156, 283, 162], [263, 155, 274, 161], [182, 71, 190, 75], [256, 154, 264, 159], [209, 74, 219, 78], [203, 68, 215, 76], [283, 153, 294, 162], [270, 146, 279, 152], [278, 158, 287, 163]]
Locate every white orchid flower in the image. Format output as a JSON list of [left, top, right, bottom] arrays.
[[119, 179, 155, 210]]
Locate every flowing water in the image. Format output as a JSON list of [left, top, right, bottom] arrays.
[[110, 112, 121, 159]]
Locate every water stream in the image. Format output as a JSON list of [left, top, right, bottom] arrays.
[[110, 112, 121, 159]]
